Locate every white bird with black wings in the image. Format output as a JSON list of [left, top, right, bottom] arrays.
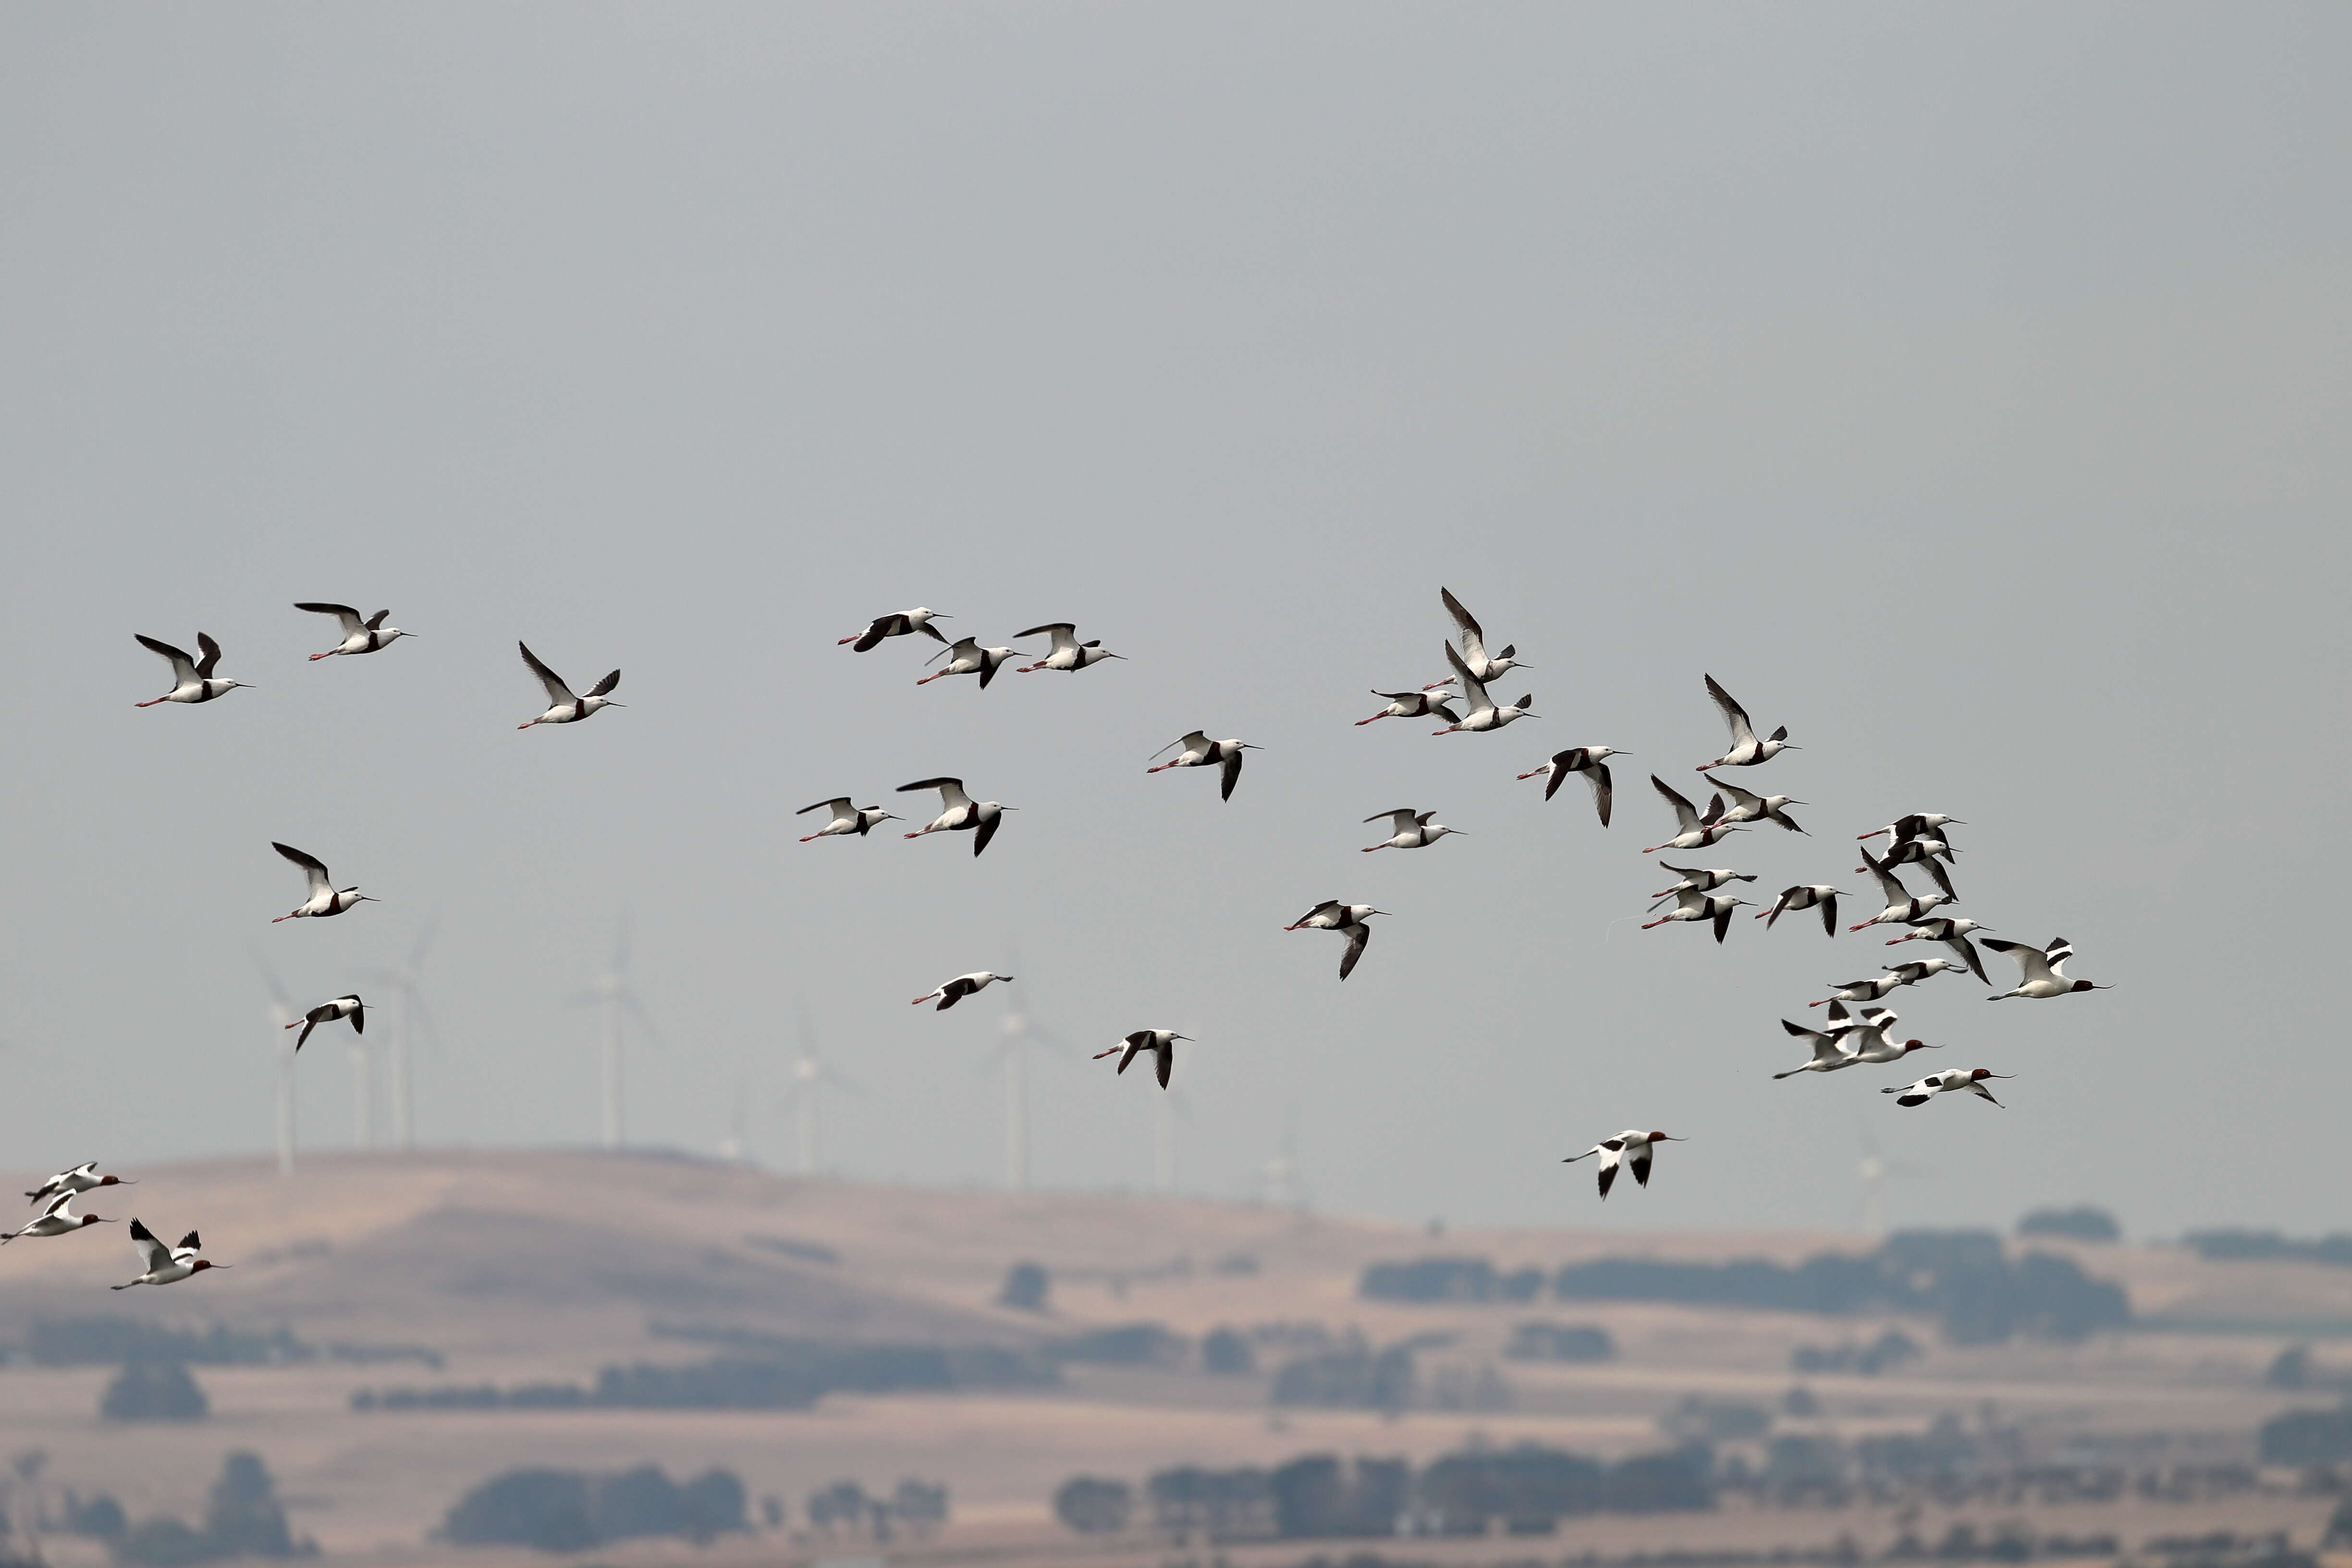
[[1562, 1130, 1686, 1200], [515, 642, 622, 727], [111, 1219, 228, 1288]]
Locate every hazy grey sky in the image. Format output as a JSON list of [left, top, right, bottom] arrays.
[[2, 3, 2346, 1237]]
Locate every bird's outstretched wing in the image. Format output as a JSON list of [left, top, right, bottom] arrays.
[[588, 670, 621, 698], [1220, 748, 1244, 801], [1443, 641, 1489, 711], [974, 811, 1003, 857], [1857, 845, 1911, 905], [1586, 764, 1613, 825], [797, 798, 855, 818], [1015, 624, 1079, 655], [1703, 674, 1755, 748], [898, 777, 974, 811], [272, 842, 331, 895], [196, 634, 223, 678], [1982, 938, 2058, 986], [1339, 922, 1371, 980], [518, 643, 576, 707], [295, 603, 367, 635], [1440, 587, 1487, 670], [128, 1218, 171, 1275], [136, 635, 197, 685], [1651, 775, 1700, 832]]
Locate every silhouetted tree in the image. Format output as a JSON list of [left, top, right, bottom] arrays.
[[204, 1453, 295, 1557], [100, 1364, 208, 1422], [806, 1481, 868, 1534], [66, 1491, 128, 1540], [112, 1517, 215, 1568], [889, 1479, 946, 1536], [1054, 1476, 1130, 1534], [439, 1470, 596, 1552], [2268, 1345, 2313, 1389], [2017, 1205, 2120, 1242], [996, 1261, 1049, 1312], [1201, 1327, 1255, 1375]]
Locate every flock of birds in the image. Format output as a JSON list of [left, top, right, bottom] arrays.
[[5, 588, 2114, 1285]]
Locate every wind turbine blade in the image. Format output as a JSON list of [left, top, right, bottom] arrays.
[[406, 992, 447, 1056], [1020, 1017, 1076, 1056], [252, 951, 295, 1018], [406, 913, 441, 974], [819, 1065, 875, 1100], [619, 992, 668, 1049]]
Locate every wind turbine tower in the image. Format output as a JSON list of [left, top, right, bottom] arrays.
[[365, 918, 441, 1152], [255, 957, 300, 1179], [780, 1004, 868, 1176], [580, 910, 660, 1151]]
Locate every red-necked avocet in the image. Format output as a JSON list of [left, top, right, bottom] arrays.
[[1696, 674, 1794, 769], [1, 1191, 114, 1244], [295, 603, 412, 659], [1148, 732, 1260, 801], [515, 642, 622, 728], [270, 843, 374, 922], [1092, 1029, 1190, 1090], [912, 971, 1014, 1011], [24, 1162, 135, 1206], [1883, 1068, 2010, 1108], [1981, 937, 2111, 1000], [898, 777, 1013, 857], [111, 1219, 229, 1288], [1561, 1129, 1686, 1200], [1361, 808, 1461, 851], [796, 798, 901, 841], [840, 608, 949, 652], [1773, 1019, 1857, 1079], [134, 633, 252, 707]]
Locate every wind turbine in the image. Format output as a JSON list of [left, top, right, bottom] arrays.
[[975, 961, 1073, 1191], [576, 908, 662, 1151], [779, 1002, 869, 1176], [1853, 1119, 1930, 1235], [254, 955, 299, 1178], [363, 917, 441, 1152], [1260, 1102, 1310, 1211]]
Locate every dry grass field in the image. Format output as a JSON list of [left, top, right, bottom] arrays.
[[2, 1151, 2348, 1567]]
